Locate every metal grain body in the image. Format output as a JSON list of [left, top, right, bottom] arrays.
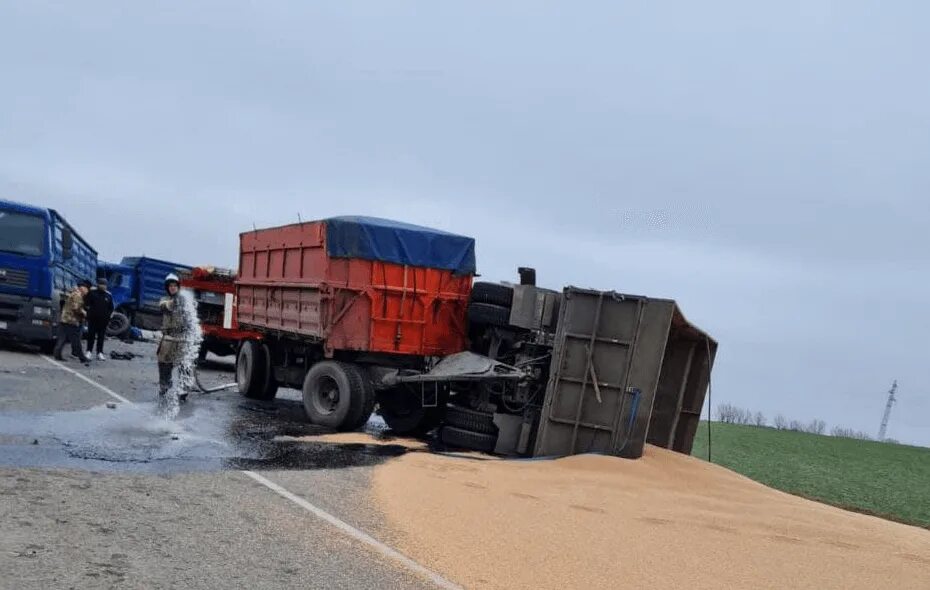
[[533, 287, 716, 459]]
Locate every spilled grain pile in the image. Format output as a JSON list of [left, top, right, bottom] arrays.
[[372, 445, 930, 590]]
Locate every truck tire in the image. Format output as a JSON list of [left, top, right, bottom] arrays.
[[302, 361, 372, 430], [259, 342, 279, 400], [237, 340, 267, 399], [107, 312, 131, 338], [471, 282, 514, 307], [378, 386, 444, 435], [467, 302, 510, 327], [445, 405, 498, 436], [342, 364, 375, 431], [440, 426, 498, 453]]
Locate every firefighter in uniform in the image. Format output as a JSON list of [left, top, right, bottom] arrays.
[[157, 273, 193, 402]]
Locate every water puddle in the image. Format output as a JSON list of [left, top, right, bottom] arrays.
[[0, 289, 452, 474], [0, 395, 424, 474]]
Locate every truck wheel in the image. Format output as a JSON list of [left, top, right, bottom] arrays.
[[378, 386, 444, 435], [440, 426, 498, 453], [445, 405, 498, 436], [471, 282, 514, 307], [107, 312, 131, 338], [467, 302, 511, 327], [259, 343, 279, 400], [237, 340, 267, 399], [302, 361, 371, 430], [342, 364, 375, 431]]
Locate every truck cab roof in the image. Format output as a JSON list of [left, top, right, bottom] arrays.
[[98, 261, 135, 273], [0, 198, 98, 258], [120, 256, 193, 270], [0, 198, 50, 218]]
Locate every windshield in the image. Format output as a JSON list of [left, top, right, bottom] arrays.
[[0, 211, 46, 256]]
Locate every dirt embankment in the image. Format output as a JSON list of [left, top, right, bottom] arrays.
[[372, 445, 930, 590]]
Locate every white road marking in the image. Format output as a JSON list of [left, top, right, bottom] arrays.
[[241, 470, 463, 590], [41, 355, 133, 405]]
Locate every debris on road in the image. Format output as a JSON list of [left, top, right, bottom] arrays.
[[109, 351, 139, 361], [106, 402, 117, 409]]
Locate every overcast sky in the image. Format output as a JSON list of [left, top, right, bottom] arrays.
[[1, 2, 927, 446]]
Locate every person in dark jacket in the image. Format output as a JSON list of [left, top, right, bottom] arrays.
[[53, 279, 91, 364], [84, 278, 114, 360]]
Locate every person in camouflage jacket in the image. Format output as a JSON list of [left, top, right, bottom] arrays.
[[157, 273, 194, 400], [53, 279, 92, 363]]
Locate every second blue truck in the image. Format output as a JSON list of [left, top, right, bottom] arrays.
[[97, 257, 193, 337]]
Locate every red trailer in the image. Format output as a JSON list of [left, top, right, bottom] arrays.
[[234, 216, 476, 431]]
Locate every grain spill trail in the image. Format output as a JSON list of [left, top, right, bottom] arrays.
[[371, 445, 930, 590], [274, 432, 430, 450]]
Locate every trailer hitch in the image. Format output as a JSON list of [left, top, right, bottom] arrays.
[[383, 351, 529, 386]]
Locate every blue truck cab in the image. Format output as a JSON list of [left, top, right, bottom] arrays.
[[98, 256, 192, 336], [0, 198, 97, 352]]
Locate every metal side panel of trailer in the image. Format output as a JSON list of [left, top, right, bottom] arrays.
[[532, 287, 717, 460]]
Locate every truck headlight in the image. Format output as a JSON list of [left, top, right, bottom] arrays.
[[33, 306, 53, 317]]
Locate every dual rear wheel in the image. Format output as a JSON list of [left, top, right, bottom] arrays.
[[439, 405, 499, 452]]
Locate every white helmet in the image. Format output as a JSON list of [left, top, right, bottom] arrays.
[[164, 273, 180, 292]]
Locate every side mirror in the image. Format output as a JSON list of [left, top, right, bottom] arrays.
[[62, 228, 74, 260]]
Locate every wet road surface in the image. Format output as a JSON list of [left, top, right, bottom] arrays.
[[0, 340, 452, 589]]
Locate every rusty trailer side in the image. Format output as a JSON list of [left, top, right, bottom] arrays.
[[532, 287, 716, 459]]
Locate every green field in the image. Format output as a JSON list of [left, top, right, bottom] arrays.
[[691, 422, 930, 529]]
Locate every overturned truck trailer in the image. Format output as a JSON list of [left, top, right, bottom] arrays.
[[532, 287, 716, 459], [390, 282, 717, 460]]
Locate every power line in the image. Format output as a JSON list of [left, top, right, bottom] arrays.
[[877, 380, 897, 442]]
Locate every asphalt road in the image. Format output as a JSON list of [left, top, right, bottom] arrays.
[[0, 338, 452, 590]]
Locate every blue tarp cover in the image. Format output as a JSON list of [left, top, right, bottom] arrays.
[[325, 216, 477, 275]]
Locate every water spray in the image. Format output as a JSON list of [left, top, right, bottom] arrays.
[[177, 287, 205, 393], [177, 286, 238, 395], [159, 288, 205, 420]]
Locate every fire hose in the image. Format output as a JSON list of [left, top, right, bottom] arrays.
[[193, 368, 238, 394]]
